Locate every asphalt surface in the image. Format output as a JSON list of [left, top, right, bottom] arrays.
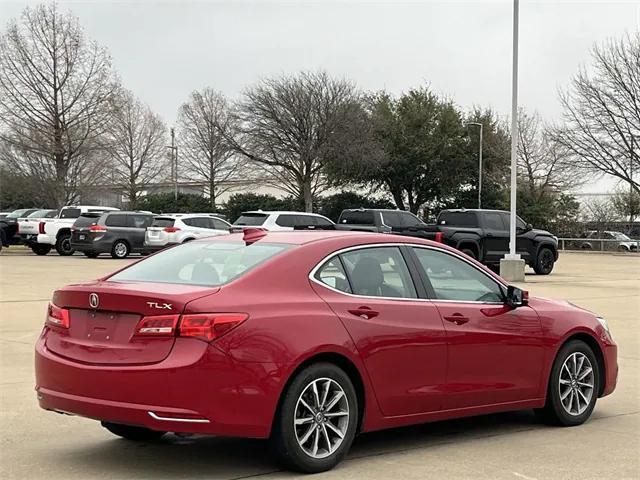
[[0, 251, 638, 479]]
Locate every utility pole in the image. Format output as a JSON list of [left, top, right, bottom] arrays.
[[468, 122, 484, 209]]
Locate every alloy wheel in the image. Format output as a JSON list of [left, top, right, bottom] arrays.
[[114, 242, 127, 257], [294, 377, 349, 459], [559, 352, 594, 416]]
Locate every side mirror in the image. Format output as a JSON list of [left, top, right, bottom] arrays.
[[526, 223, 533, 231], [506, 285, 529, 308]]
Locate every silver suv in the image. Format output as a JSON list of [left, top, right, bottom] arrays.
[[145, 213, 230, 251]]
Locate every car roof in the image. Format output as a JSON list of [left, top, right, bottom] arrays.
[[242, 211, 330, 217], [206, 230, 439, 247], [158, 213, 226, 219]]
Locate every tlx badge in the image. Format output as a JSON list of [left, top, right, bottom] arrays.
[[147, 301, 173, 310]]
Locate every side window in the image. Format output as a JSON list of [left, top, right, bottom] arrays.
[[340, 247, 417, 298], [314, 216, 334, 227], [400, 212, 421, 227], [275, 215, 296, 227], [182, 218, 196, 227], [314, 258, 352, 293], [105, 214, 127, 227], [484, 213, 505, 231], [381, 211, 402, 228], [211, 218, 229, 230], [502, 213, 526, 230], [130, 215, 152, 228], [413, 248, 504, 303]]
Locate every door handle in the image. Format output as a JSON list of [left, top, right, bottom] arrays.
[[486, 232, 494, 237], [348, 306, 379, 320], [443, 313, 470, 325]]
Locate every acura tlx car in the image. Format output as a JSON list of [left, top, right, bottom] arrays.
[[35, 229, 617, 473]]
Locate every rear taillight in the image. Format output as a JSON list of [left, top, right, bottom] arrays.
[[46, 303, 70, 328], [134, 314, 180, 336], [163, 226, 181, 233], [89, 225, 107, 233], [179, 313, 248, 341], [39, 222, 46, 234]]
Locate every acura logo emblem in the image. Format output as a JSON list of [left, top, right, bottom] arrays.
[[89, 293, 99, 309]]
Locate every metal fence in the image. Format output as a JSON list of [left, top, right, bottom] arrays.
[[558, 237, 640, 252]]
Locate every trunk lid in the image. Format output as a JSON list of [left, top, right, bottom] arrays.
[[46, 281, 218, 365]]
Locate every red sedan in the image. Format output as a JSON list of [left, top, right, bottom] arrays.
[[35, 230, 617, 472]]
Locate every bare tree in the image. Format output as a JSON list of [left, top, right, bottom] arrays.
[[554, 33, 640, 193], [104, 91, 168, 208], [177, 88, 244, 208], [0, 3, 119, 207], [518, 109, 578, 198], [222, 71, 366, 212]]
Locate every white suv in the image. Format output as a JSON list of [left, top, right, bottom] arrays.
[[145, 213, 231, 250], [231, 211, 334, 231]]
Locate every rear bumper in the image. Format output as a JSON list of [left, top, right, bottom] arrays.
[[35, 332, 283, 438], [37, 233, 55, 246]]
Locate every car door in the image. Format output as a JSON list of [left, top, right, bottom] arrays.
[[482, 212, 509, 262], [311, 245, 447, 416], [410, 246, 544, 409], [127, 214, 152, 248]]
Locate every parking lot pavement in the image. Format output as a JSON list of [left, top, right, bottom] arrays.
[[0, 252, 638, 480]]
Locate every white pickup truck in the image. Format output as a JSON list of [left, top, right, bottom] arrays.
[[34, 205, 119, 255]]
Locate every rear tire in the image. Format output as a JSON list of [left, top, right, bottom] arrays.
[[534, 247, 555, 275], [55, 233, 74, 256], [535, 340, 599, 426], [31, 244, 52, 256], [111, 240, 130, 259], [101, 421, 166, 441], [271, 363, 358, 473]]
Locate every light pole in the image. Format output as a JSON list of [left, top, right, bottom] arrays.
[[467, 122, 483, 209], [166, 128, 178, 208], [500, 0, 525, 281]]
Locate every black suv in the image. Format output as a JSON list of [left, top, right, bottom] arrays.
[[71, 211, 154, 258], [433, 209, 559, 274]]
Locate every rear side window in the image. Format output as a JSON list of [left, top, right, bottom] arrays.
[[340, 247, 417, 299], [152, 217, 175, 228], [59, 208, 81, 219], [74, 214, 101, 228], [109, 241, 291, 286], [275, 215, 298, 227], [234, 213, 267, 226], [315, 258, 351, 293], [339, 210, 375, 225], [438, 212, 478, 227], [105, 214, 128, 227]]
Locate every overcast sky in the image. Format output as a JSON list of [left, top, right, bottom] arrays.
[[1, 0, 638, 192]]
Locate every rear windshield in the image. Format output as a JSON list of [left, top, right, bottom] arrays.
[[7, 209, 30, 218], [59, 208, 81, 219], [234, 213, 267, 226], [74, 213, 101, 227], [437, 211, 478, 227], [152, 217, 175, 228], [108, 241, 291, 287], [339, 210, 375, 225]]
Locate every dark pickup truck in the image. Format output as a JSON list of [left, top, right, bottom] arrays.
[[336, 208, 559, 274]]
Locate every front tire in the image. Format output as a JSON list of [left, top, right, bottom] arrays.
[[31, 244, 52, 256], [536, 340, 599, 426], [111, 240, 130, 259], [55, 233, 74, 256], [534, 247, 555, 275], [101, 422, 166, 441], [272, 363, 358, 473]]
